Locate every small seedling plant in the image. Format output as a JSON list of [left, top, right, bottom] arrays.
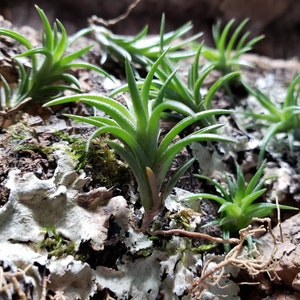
[[184, 160, 297, 240], [45, 50, 234, 230], [0, 5, 109, 112], [243, 74, 300, 161], [202, 18, 264, 76]]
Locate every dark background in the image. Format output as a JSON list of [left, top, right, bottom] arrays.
[[1, 0, 300, 59]]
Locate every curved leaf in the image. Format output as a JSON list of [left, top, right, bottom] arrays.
[[184, 193, 227, 206], [158, 109, 232, 155], [35, 5, 53, 50], [0, 29, 33, 50], [157, 132, 234, 184]]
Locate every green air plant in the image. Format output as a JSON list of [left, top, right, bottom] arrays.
[[184, 160, 297, 240], [244, 74, 300, 162], [151, 44, 239, 121], [91, 14, 202, 67], [44, 50, 234, 230], [111, 43, 240, 127], [202, 19, 264, 78], [0, 5, 110, 111]]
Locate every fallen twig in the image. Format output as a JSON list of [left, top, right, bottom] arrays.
[[89, 0, 142, 27], [149, 228, 240, 245]]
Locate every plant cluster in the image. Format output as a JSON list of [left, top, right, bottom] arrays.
[[91, 14, 202, 67], [185, 161, 297, 240], [140, 44, 239, 122], [202, 18, 264, 76], [108, 20, 240, 130], [0, 5, 109, 113], [244, 74, 300, 161], [45, 51, 234, 230], [0, 6, 298, 239]]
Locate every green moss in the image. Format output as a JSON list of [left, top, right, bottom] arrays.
[[54, 132, 131, 187], [136, 248, 153, 257], [191, 243, 216, 253], [14, 143, 56, 154], [53, 131, 89, 169], [171, 208, 201, 230], [39, 226, 76, 258]]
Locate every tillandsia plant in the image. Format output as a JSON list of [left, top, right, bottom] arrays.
[[184, 160, 297, 240], [150, 44, 240, 121], [91, 14, 202, 67], [44, 50, 234, 231], [111, 43, 240, 128], [244, 74, 300, 162], [108, 16, 238, 126], [202, 18, 264, 78], [0, 5, 109, 113]]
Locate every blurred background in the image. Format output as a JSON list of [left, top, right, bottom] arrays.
[[1, 0, 299, 59]]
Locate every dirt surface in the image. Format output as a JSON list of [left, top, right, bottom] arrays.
[[1, 12, 300, 300]]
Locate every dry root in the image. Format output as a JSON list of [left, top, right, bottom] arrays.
[[189, 218, 280, 298], [149, 228, 240, 245], [0, 264, 33, 300]]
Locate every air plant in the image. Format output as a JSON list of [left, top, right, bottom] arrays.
[[44, 50, 234, 230], [185, 161, 298, 247], [202, 18, 264, 76], [111, 42, 240, 129], [0, 5, 110, 112], [148, 44, 240, 121], [184, 160, 297, 240], [243, 74, 300, 161], [91, 14, 202, 67], [110, 16, 239, 123], [107, 16, 239, 126]]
